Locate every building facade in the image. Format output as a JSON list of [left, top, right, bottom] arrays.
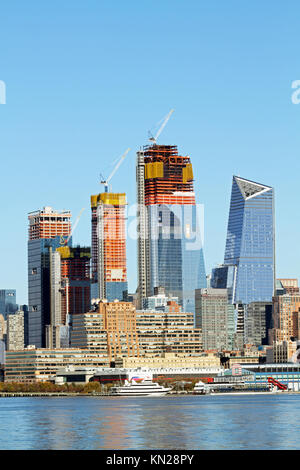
[[28, 206, 72, 347], [117, 352, 220, 369], [5, 348, 110, 383], [136, 301, 203, 356], [221, 176, 275, 305], [6, 311, 25, 350], [46, 245, 91, 348], [277, 279, 299, 295], [71, 300, 202, 359], [71, 301, 139, 361], [269, 292, 300, 344], [136, 145, 206, 313], [245, 301, 272, 347], [0, 290, 17, 318], [142, 286, 179, 311], [91, 193, 128, 301], [195, 288, 235, 351]]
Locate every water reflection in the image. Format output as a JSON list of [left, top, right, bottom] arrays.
[[0, 395, 300, 449]]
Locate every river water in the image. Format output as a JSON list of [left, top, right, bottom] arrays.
[[0, 394, 299, 450]]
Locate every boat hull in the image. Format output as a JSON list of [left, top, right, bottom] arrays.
[[111, 391, 170, 397]]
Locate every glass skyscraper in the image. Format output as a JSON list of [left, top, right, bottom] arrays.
[[0, 290, 17, 318], [137, 145, 206, 314], [28, 207, 72, 348], [220, 175, 275, 304]]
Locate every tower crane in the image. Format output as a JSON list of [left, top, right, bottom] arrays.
[[65, 208, 85, 245], [100, 147, 131, 192], [148, 109, 174, 145]]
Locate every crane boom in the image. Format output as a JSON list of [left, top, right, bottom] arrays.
[[66, 208, 85, 244], [149, 109, 174, 144], [101, 148, 130, 192]]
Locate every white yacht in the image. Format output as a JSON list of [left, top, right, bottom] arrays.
[[193, 380, 210, 395], [111, 378, 172, 397]]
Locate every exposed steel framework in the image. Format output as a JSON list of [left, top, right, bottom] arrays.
[[56, 246, 91, 325], [143, 145, 195, 205], [91, 193, 127, 297]]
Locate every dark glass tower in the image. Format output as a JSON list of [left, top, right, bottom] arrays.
[[28, 207, 72, 348], [0, 290, 17, 318], [222, 176, 275, 304]]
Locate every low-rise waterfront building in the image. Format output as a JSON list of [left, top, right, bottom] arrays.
[[91, 366, 223, 384], [238, 363, 300, 392], [5, 347, 110, 383], [115, 352, 220, 369]]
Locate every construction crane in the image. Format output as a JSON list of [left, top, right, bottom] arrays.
[[65, 208, 85, 245], [148, 109, 174, 145], [100, 148, 130, 193]]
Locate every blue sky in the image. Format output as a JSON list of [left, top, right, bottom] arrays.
[[0, 1, 300, 304]]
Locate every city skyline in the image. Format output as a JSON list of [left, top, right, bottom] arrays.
[[2, 165, 298, 306], [1, 2, 300, 304]]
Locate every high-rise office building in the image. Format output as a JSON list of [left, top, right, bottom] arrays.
[[0, 290, 17, 318], [28, 206, 72, 347], [136, 144, 206, 313], [195, 288, 235, 351], [214, 176, 275, 305], [244, 301, 272, 347], [269, 292, 300, 344], [91, 193, 128, 301], [6, 311, 25, 350], [211, 265, 237, 304]]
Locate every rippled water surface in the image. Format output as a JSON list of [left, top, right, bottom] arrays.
[[0, 394, 300, 449]]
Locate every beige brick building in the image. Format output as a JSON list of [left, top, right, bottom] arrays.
[[5, 347, 110, 383], [117, 352, 219, 369], [7, 311, 25, 350], [71, 300, 140, 361], [136, 301, 202, 356], [71, 300, 202, 360]]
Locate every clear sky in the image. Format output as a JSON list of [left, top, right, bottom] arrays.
[[1, 0, 300, 304]]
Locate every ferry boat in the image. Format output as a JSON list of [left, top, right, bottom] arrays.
[[110, 377, 172, 397]]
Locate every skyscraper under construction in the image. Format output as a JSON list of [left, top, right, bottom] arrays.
[[47, 245, 91, 348], [136, 144, 206, 314], [91, 192, 128, 301]]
